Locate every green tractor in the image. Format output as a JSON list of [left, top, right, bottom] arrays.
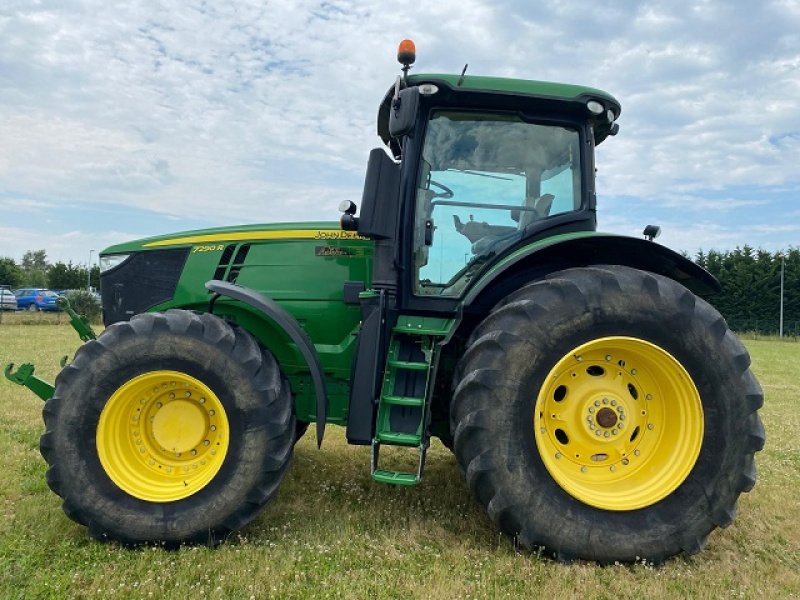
[[5, 41, 764, 562]]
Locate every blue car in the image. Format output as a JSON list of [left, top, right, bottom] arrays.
[[14, 288, 60, 311]]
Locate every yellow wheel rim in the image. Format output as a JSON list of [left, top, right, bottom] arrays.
[[534, 337, 703, 511], [97, 371, 229, 502]]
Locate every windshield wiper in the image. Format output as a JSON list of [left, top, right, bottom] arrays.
[[444, 169, 513, 181]]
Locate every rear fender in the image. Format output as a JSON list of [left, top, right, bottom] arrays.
[[464, 233, 719, 312]]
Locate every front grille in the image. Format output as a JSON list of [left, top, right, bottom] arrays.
[[101, 248, 189, 325]]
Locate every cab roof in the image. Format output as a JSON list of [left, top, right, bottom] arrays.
[[378, 73, 621, 147]]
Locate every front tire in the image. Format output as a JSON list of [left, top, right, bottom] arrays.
[[40, 310, 295, 545], [451, 266, 764, 562]]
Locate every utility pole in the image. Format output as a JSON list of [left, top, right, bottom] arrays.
[[88, 249, 94, 291], [780, 253, 785, 338]]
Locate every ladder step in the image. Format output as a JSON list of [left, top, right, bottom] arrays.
[[381, 395, 424, 407], [372, 469, 419, 486], [376, 431, 421, 446], [387, 359, 429, 371]]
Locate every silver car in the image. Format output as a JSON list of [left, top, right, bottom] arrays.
[[0, 285, 18, 310]]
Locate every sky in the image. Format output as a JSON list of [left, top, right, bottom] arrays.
[[1, 0, 799, 266]]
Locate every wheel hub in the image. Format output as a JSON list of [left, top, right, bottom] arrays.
[[151, 400, 207, 454], [595, 406, 618, 428], [97, 371, 229, 503], [534, 336, 703, 511]]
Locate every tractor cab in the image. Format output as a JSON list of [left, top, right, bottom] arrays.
[[343, 40, 621, 313]]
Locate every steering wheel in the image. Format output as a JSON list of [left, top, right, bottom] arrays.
[[429, 180, 454, 199]]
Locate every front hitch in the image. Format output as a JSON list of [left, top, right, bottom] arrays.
[[4, 295, 97, 402], [4, 363, 54, 402], [56, 296, 97, 342]]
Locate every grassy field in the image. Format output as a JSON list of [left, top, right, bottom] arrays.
[[0, 324, 798, 599]]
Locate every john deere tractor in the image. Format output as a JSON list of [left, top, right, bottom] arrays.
[[5, 41, 764, 562]]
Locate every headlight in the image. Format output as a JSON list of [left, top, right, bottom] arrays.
[[99, 253, 131, 273], [586, 100, 604, 115]]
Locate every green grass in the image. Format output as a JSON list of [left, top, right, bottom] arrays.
[[1, 324, 798, 599]]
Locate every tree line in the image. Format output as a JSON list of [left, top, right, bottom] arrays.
[[0, 250, 100, 291], [692, 246, 799, 335], [1, 246, 798, 335]]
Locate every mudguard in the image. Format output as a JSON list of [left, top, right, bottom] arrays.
[[205, 280, 328, 447], [464, 232, 720, 308]]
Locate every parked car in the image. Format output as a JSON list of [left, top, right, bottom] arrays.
[[0, 285, 18, 311], [13, 288, 60, 311]]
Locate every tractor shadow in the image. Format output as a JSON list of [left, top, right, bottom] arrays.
[[239, 427, 508, 552]]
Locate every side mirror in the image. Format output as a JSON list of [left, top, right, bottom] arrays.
[[339, 200, 359, 231], [388, 85, 420, 138]]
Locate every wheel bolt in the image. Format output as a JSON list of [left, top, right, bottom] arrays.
[[610, 465, 616, 472], [555, 452, 562, 459], [604, 431, 610, 438], [589, 407, 595, 413], [612, 430, 618, 435], [647, 423, 654, 430], [169, 393, 175, 399], [631, 369, 637, 375], [634, 449, 641, 456], [595, 430, 602, 436], [605, 355, 612, 361], [646, 394, 653, 401], [594, 400, 601, 407], [603, 398, 609, 404], [610, 400, 617, 406], [589, 424, 595, 430], [576, 355, 583, 362], [185, 391, 191, 397], [581, 466, 588, 473]]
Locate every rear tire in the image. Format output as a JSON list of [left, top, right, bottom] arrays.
[[40, 309, 295, 545], [451, 266, 764, 562]]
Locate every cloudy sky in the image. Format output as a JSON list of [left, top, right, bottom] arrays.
[[1, 0, 798, 266]]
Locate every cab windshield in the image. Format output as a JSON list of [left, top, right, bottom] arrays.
[[413, 111, 582, 296]]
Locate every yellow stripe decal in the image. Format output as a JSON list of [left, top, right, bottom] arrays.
[[143, 229, 367, 247]]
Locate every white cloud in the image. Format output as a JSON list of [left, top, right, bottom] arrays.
[[0, 0, 797, 264]]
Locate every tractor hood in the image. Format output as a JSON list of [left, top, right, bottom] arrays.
[[101, 221, 366, 255]]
